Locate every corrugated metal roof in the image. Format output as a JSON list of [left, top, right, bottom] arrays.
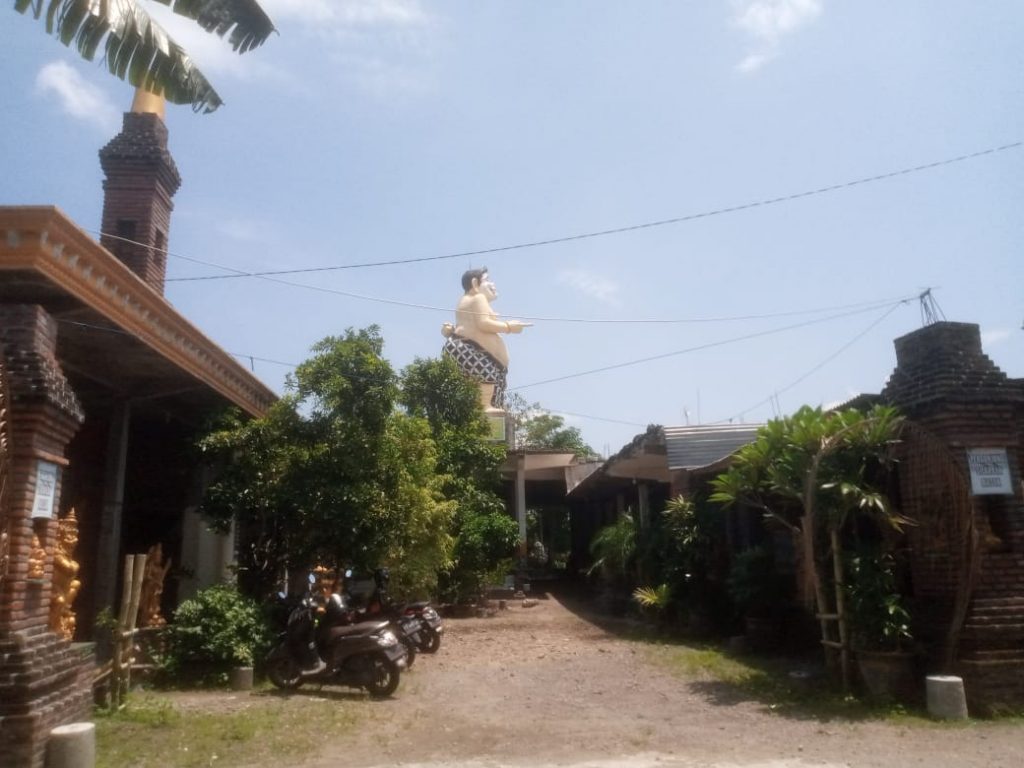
[[664, 424, 763, 470]]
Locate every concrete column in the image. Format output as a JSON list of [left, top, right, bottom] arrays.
[[94, 401, 130, 615], [638, 482, 650, 530], [46, 722, 95, 768], [515, 453, 527, 545]]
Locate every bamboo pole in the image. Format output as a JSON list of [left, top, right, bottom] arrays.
[[830, 528, 851, 692], [112, 555, 136, 708], [121, 554, 147, 697]]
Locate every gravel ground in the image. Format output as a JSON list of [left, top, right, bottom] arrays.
[[295, 593, 1022, 768], [167, 593, 1022, 768]]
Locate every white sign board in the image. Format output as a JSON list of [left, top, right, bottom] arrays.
[[32, 460, 59, 518], [967, 448, 1013, 496]]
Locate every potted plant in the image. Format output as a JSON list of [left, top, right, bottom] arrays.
[[844, 549, 915, 701]]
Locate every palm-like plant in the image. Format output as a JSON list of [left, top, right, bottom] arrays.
[[710, 404, 906, 689], [587, 512, 637, 582], [15, 0, 276, 112]]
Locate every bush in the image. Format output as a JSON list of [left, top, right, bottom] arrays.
[[162, 583, 271, 682]]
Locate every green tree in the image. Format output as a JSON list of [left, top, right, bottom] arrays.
[[15, 0, 275, 112], [506, 393, 596, 458], [200, 328, 454, 599], [401, 356, 518, 600]]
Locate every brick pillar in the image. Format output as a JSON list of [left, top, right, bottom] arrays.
[[99, 111, 181, 294], [0, 305, 92, 768]]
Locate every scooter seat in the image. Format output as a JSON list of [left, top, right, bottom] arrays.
[[330, 620, 390, 636]]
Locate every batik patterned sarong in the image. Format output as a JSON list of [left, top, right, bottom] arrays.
[[442, 335, 507, 408]]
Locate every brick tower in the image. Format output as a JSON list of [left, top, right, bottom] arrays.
[[98, 91, 181, 294], [882, 321, 1024, 713]]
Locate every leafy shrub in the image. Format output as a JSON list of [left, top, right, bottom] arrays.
[[588, 513, 637, 580], [449, 510, 520, 601], [162, 583, 271, 681], [844, 549, 912, 651], [632, 584, 672, 612]]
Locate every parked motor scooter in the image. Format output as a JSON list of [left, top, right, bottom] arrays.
[[365, 568, 444, 654], [338, 569, 423, 668], [266, 575, 407, 698]]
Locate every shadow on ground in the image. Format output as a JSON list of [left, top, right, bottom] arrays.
[[547, 578, 910, 724]]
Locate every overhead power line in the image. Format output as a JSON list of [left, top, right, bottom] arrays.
[[148, 139, 1022, 282], [511, 297, 914, 391], [711, 301, 905, 424], [92, 226, 919, 324]]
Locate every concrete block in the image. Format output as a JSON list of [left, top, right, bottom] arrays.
[[926, 675, 969, 720]]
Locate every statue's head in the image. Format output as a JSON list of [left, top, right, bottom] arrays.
[[462, 267, 496, 300], [461, 267, 488, 293]]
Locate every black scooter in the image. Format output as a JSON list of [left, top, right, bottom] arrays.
[[266, 576, 407, 698], [366, 569, 444, 654]]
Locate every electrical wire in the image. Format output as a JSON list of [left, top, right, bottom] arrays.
[[149, 140, 1021, 282], [708, 301, 905, 424], [511, 298, 913, 391], [89, 227, 922, 324]]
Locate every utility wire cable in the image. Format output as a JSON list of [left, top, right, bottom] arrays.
[[709, 300, 906, 425], [57, 319, 643, 428], [90, 227, 922, 324], [511, 298, 912, 391], [150, 140, 1022, 282]]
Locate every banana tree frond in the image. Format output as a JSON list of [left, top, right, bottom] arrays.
[[18, 0, 275, 112], [17, 0, 230, 112], [153, 0, 276, 54]]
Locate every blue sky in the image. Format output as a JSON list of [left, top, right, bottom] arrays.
[[3, 1, 1022, 456]]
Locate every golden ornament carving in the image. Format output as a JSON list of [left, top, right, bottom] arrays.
[[28, 534, 47, 580], [138, 543, 172, 628], [49, 510, 81, 639]]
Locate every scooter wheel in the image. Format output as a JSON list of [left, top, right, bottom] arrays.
[[418, 627, 441, 654], [366, 654, 400, 699], [267, 655, 303, 690]]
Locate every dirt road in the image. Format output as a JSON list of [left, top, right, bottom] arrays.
[[293, 594, 1019, 768]]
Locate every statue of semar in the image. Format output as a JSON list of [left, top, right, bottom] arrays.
[[442, 267, 529, 411]]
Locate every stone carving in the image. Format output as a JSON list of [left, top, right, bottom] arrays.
[[441, 268, 529, 411], [138, 543, 173, 628], [28, 534, 47, 580], [49, 510, 81, 640]]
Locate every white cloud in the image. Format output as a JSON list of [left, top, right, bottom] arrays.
[[148, 0, 434, 98], [731, 0, 822, 73], [557, 269, 621, 307], [217, 217, 277, 244], [981, 328, 1013, 348], [35, 61, 119, 132], [263, 0, 428, 29]]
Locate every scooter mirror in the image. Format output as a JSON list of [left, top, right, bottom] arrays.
[[344, 569, 353, 579], [308, 573, 316, 585]]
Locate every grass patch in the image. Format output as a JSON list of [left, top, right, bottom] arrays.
[[646, 641, 932, 723], [95, 691, 358, 768]]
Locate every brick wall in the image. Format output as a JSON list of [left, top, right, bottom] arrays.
[[99, 111, 181, 294], [0, 304, 93, 768]]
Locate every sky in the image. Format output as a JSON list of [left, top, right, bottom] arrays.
[[2, 1, 1022, 457]]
